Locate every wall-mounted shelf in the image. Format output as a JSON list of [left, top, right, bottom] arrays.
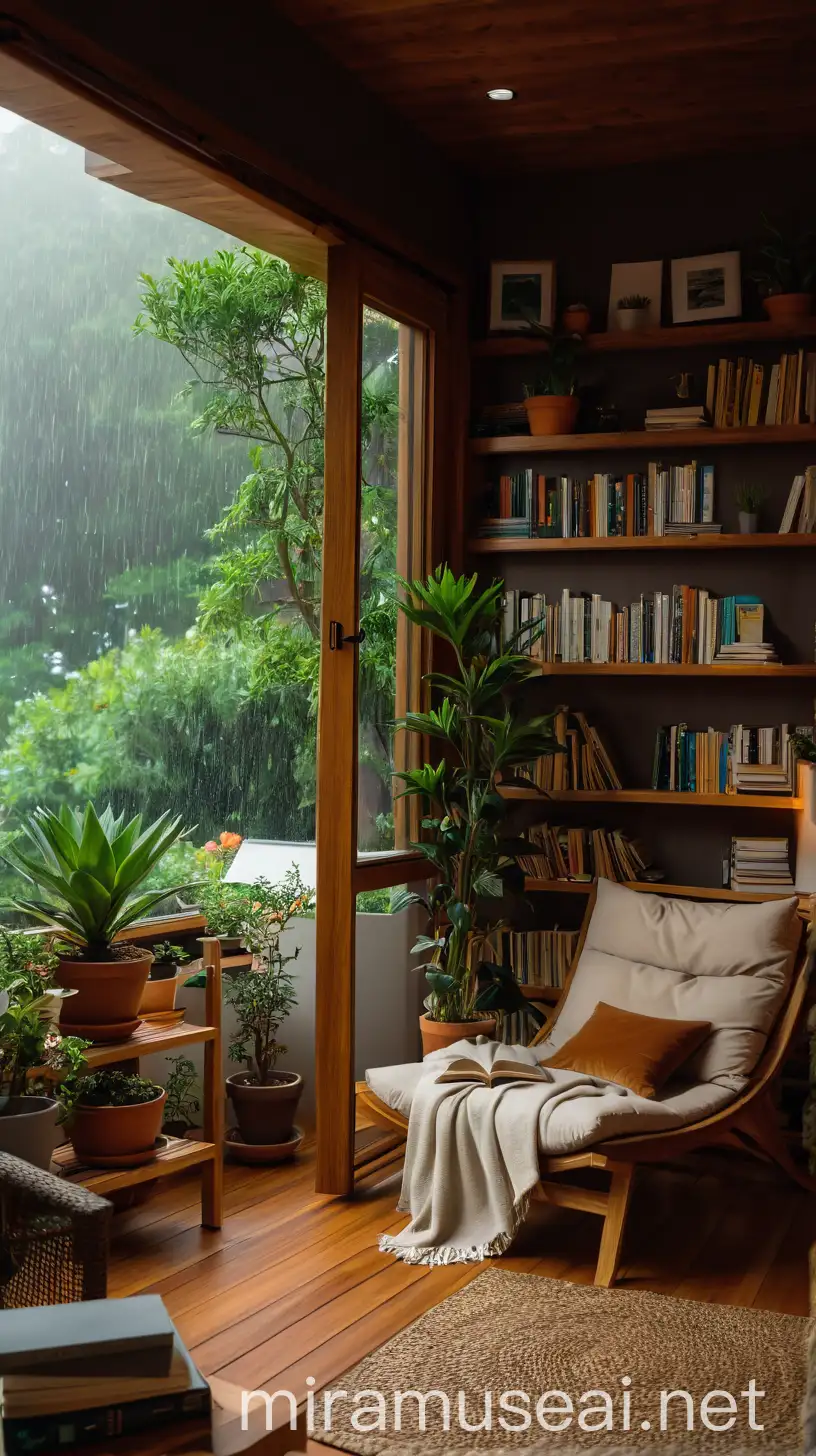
[[530, 662, 816, 678], [472, 318, 816, 358], [470, 532, 816, 555], [523, 877, 809, 908], [501, 787, 802, 809], [471, 425, 816, 455]]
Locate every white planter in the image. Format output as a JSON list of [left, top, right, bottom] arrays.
[[616, 307, 650, 332]]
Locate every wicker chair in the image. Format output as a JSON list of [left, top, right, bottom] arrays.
[[0, 1151, 111, 1306]]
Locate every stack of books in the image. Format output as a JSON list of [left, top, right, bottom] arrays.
[[519, 707, 622, 792], [730, 836, 795, 896], [644, 405, 709, 431], [706, 351, 816, 428], [503, 585, 775, 666], [518, 824, 663, 884], [483, 462, 716, 539], [0, 1296, 211, 1454], [652, 722, 799, 795]]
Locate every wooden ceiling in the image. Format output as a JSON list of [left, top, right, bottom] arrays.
[[271, 0, 816, 174]]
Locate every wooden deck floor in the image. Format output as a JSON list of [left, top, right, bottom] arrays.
[[108, 1139, 813, 1404]]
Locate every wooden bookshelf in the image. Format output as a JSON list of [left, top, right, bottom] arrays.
[[470, 532, 816, 554], [471, 424, 816, 455], [523, 877, 811, 912], [501, 787, 802, 809], [529, 662, 816, 678], [471, 317, 816, 358]]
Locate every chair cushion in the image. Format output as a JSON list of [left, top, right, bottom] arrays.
[[543, 879, 800, 1091], [541, 1000, 711, 1097]]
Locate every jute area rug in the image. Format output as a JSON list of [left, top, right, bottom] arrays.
[[314, 1269, 811, 1456]]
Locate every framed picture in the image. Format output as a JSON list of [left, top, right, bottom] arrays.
[[489, 260, 555, 332], [607, 260, 663, 330], [671, 251, 741, 324]]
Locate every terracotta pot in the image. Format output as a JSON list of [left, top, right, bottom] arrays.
[[763, 292, 812, 323], [57, 947, 152, 1041], [227, 1070, 303, 1145], [561, 303, 591, 336], [523, 394, 579, 437], [138, 970, 178, 1017], [419, 1013, 498, 1057], [71, 1088, 166, 1161], [0, 1096, 59, 1170]]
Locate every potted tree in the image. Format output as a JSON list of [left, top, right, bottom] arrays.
[[5, 803, 194, 1042], [753, 216, 816, 322], [392, 567, 563, 1055], [138, 941, 190, 1017], [224, 867, 312, 1162], [522, 329, 582, 435], [69, 1069, 166, 1166], [0, 930, 88, 1169]]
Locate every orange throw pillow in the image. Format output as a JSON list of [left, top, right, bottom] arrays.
[[542, 1001, 711, 1099]]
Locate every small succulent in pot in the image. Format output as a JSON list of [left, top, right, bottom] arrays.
[[615, 293, 651, 331], [735, 481, 766, 534], [4, 803, 196, 1041], [148, 942, 190, 981], [70, 1068, 166, 1165]]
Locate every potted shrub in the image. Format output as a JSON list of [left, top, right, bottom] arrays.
[[0, 930, 88, 1169], [200, 882, 254, 952], [225, 867, 312, 1160], [161, 1054, 201, 1139], [752, 215, 816, 322], [138, 941, 190, 1017], [5, 803, 194, 1042], [392, 567, 563, 1055], [522, 329, 582, 435], [736, 482, 766, 534], [615, 293, 651, 331], [70, 1069, 166, 1165]]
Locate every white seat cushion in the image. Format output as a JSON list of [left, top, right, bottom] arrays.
[[543, 879, 801, 1092]]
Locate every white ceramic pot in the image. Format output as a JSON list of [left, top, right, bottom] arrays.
[[616, 307, 650, 332]]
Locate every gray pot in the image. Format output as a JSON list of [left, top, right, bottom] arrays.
[[616, 306, 650, 332], [738, 511, 758, 534], [0, 1096, 59, 1170]]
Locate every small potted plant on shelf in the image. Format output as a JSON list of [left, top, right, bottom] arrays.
[[561, 302, 591, 337], [752, 215, 816, 322], [224, 866, 313, 1162], [5, 803, 194, 1043], [138, 941, 190, 1018], [522, 329, 582, 436], [200, 882, 254, 952], [0, 929, 88, 1169], [161, 1054, 202, 1139], [392, 567, 563, 1055], [736, 481, 766, 534], [69, 1069, 166, 1167], [615, 293, 651, 332]]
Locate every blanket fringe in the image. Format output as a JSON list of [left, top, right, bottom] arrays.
[[380, 1189, 531, 1267]]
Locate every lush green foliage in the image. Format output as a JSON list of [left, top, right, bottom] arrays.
[[161, 1055, 201, 1132], [0, 929, 88, 1106], [77, 1069, 162, 1107], [525, 329, 582, 397], [752, 214, 816, 295], [393, 568, 562, 1024], [226, 866, 312, 1083], [5, 802, 194, 951]]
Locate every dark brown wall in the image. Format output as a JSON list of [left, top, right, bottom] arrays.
[[4, 0, 474, 285]]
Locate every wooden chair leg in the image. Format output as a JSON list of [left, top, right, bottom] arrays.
[[594, 1163, 635, 1288], [735, 1096, 816, 1193]]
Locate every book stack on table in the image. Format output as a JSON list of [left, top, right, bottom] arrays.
[[0, 1296, 211, 1454]]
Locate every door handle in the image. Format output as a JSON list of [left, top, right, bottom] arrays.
[[328, 620, 366, 651]]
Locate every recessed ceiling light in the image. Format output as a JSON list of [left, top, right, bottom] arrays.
[[487, 87, 516, 101]]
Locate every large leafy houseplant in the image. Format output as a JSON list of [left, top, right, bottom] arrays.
[[392, 568, 563, 1040], [3, 803, 195, 1041]]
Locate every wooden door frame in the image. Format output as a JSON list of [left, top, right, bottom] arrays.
[[315, 241, 466, 1195]]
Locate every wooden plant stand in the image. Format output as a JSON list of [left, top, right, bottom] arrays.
[[52, 938, 225, 1229]]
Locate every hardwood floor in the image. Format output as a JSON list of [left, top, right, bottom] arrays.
[[110, 1138, 813, 1405]]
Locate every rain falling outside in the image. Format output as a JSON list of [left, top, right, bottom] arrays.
[[0, 112, 401, 909]]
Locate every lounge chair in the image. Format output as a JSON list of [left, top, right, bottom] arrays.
[[358, 880, 814, 1287]]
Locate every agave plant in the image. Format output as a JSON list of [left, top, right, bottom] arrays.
[[4, 804, 194, 957], [392, 567, 563, 1026]]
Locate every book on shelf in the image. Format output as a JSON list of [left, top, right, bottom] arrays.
[[730, 836, 795, 896], [644, 405, 709, 430], [491, 927, 580, 990], [518, 824, 663, 884], [779, 466, 816, 534], [652, 722, 801, 795], [435, 1056, 551, 1087], [517, 707, 622, 791], [502, 585, 776, 665], [483, 462, 716, 540], [705, 351, 816, 429]]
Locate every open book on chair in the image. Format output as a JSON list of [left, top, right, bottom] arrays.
[[435, 1057, 552, 1088]]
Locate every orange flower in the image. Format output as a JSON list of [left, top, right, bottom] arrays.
[[220, 831, 243, 850]]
